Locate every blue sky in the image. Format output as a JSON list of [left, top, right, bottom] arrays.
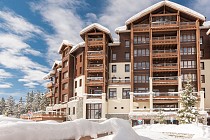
[[0, 0, 209, 100]]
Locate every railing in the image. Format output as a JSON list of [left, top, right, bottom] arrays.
[[46, 91, 53, 98], [152, 50, 177, 58], [153, 92, 179, 97], [87, 64, 103, 69], [86, 94, 102, 99], [133, 24, 150, 31], [153, 108, 179, 112], [87, 77, 103, 83], [87, 51, 103, 59], [153, 76, 178, 85], [88, 38, 103, 46], [151, 21, 178, 28], [46, 82, 53, 88], [69, 96, 80, 102], [152, 36, 177, 44], [153, 63, 178, 71], [180, 22, 196, 29], [108, 79, 130, 84], [133, 93, 150, 101]]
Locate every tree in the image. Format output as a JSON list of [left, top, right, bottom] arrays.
[[32, 92, 41, 112], [39, 93, 48, 111], [0, 98, 6, 115], [177, 78, 198, 124], [5, 96, 15, 116], [15, 97, 25, 118], [25, 92, 34, 113]]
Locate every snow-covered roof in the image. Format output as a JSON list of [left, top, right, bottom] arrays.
[[207, 29, 210, 35], [51, 60, 61, 70], [80, 23, 113, 42], [58, 40, 73, 54], [125, 0, 205, 25], [42, 70, 55, 80], [108, 42, 120, 46], [69, 42, 85, 54], [115, 26, 130, 33], [200, 21, 210, 29]]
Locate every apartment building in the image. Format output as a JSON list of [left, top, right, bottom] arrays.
[[43, 0, 210, 124]]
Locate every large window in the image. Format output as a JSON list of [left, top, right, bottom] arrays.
[[109, 88, 117, 99], [125, 52, 130, 60], [180, 33, 195, 42], [134, 62, 149, 70], [125, 64, 130, 72], [122, 88, 130, 99], [180, 47, 196, 55], [86, 103, 102, 119], [125, 40, 130, 47], [112, 65, 116, 73], [134, 75, 149, 83], [181, 60, 196, 68], [134, 36, 149, 44], [182, 74, 197, 82], [134, 49, 149, 57]]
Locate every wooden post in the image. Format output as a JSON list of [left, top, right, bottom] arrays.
[[103, 33, 106, 93], [131, 23, 134, 92], [85, 34, 88, 93], [196, 19, 201, 93]]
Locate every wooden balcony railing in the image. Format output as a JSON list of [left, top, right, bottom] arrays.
[[152, 50, 177, 58], [87, 77, 103, 84], [108, 79, 130, 84], [180, 22, 196, 29], [152, 36, 177, 44], [153, 108, 179, 112], [153, 92, 179, 100], [133, 92, 150, 101], [86, 94, 102, 99], [133, 24, 150, 32], [151, 21, 178, 28], [88, 38, 103, 46], [153, 63, 178, 71], [153, 76, 178, 86], [46, 91, 53, 98], [87, 51, 103, 59], [87, 64, 103, 70], [46, 82, 53, 88]]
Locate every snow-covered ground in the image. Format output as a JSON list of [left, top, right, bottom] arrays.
[[0, 115, 209, 140]]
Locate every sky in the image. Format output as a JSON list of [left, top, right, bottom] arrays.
[[0, 0, 210, 100]]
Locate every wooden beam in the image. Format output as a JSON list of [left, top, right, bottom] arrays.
[[103, 33, 106, 93], [177, 11, 181, 78], [131, 23, 134, 92], [151, 13, 178, 17], [196, 19, 201, 93], [85, 34, 88, 93], [150, 13, 153, 79]]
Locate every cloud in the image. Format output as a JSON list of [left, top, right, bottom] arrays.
[[190, 0, 210, 20], [98, 0, 159, 37], [0, 82, 12, 88], [0, 69, 13, 79], [30, 0, 86, 64], [23, 82, 39, 89]]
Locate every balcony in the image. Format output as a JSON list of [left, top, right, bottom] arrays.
[[151, 21, 178, 29], [133, 93, 150, 101], [88, 38, 103, 46], [153, 77, 178, 86], [153, 108, 179, 112], [180, 22, 196, 30], [152, 36, 177, 45], [87, 64, 103, 72], [86, 94, 102, 99], [153, 92, 179, 100], [46, 82, 53, 88], [46, 91, 53, 98], [108, 78, 130, 85], [86, 77, 103, 84], [152, 50, 177, 58], [153, 63, 178, 72], [87, 51, 103, 60], [133, 24, 149, 32]]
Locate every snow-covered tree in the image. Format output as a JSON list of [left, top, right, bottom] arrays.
[[32, 92, 41, 112], [157, 110, 166, 124], [0, 98, 6, 115], [15, 97, 25, 118], [177, 78, 198, 124], [39, 93, 48, 111], [5, 96, 15, 116], [25, 92, 34, 113]]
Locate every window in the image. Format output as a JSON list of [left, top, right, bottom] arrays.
[[181, 60, 196, 68], [200, 37, 203, 44], [80, 54, 82, 62], [56, 97, 59, 104], [55, 87, 58, 93], [73, 107, 75, 115], [201, 88, 205, 98], [134, 62, 149, 70], [62, 83, 68, 90], [182, 74, 197, 82], [200, 49, 204, 57], [134, 36, 149, 44], [68, 108, 71, 115], [134, 75, 149, 83], [109, 88, 117, 99], [125, 52, 130, 60], [180, 47, 196, 55], [200, 62, 204, 70], [112, 65, 116, 73], [180, 33, 196, 42], [112, 53, 116, 60], [63, 71, 68, 79], [201, 75, 205, 83], [86, 103, 101, 119], [63, 60, 68, 67], [79, 67, 82, 74], [125, 40, 130, 47], [125, 64, 130, 72], [79, 79, 82, 87], [64, 94, 68, 102], [134, 88, 149, 93], [75, 81, 77, 88], [134, 49, 149, 57], [122, 88, 130, 99]]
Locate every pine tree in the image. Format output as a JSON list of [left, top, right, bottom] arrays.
[[5, 96, 15, 116], [32, 92, 41, 112], [25, 92, 34, 113], [39, 93, 48, 111], [16, 97, 25, 118], [177, 78, 198, 124], [0, 98, 6, 115]]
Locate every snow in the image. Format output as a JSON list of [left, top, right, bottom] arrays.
[[58, 40, 73, 53], [201, 21, 210, 29], [51, 60, 61, 70], [70, 42, 85, 54], [125, 1, 205, 25], [115, 26, 128, 33], [0, 116, 209, 140], [80, 23, 113, 42]]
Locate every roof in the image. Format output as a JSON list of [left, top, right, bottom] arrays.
[[42, 70, 55, 80], [207, 29, 210, 35], [51, 60, 62, 70], [58, 40, 73, 54], [125, 0, 205, 25], [80, 23, 113, 42], [200, 21, 210, 29], [115, 26, 130, 34], [69, 42, 85, 54]]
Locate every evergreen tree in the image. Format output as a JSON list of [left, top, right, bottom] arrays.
[[16, 97, 25, 117], [25, 92, 34, 113], [0, 98, 6, 115], [39, 93, 48, 111], [177, 78, 198, 124], [5, 96, 15, 116], [32, 92, 41, 112]]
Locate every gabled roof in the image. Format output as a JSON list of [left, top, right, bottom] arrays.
[[70, 42, 85, 54], [43, 70, 55, 80], [115, 26, 130, 34], [80, 23, 113, 42], [125, 0, 205, 25], [200, 21, 210, 29], [51, 60, 62, 70], [58, 40, 73, 54]]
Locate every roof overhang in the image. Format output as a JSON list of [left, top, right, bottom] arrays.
[[70, 42, 85, 54], [51, 60, 62, 70], [58, 40, 73, 54], [125, 1, 205, 25], [115, 26, 130, 34], [80, 23, 113, 42]]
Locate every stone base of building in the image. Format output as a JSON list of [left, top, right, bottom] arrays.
[[105, 114, 129, 120]]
